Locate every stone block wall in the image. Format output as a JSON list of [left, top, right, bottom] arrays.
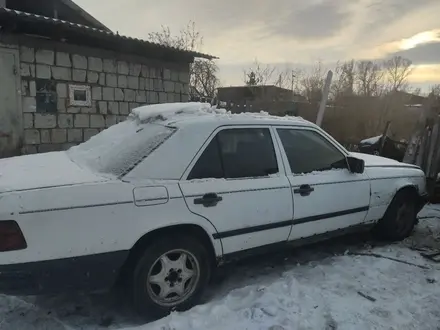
[[18, 45, 190, 154]]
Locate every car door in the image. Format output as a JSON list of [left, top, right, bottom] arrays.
[[179, 126, 294, 255], [273, 126, 371, 241]]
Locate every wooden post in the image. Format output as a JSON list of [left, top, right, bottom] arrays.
[[316, 70, 333, 127]]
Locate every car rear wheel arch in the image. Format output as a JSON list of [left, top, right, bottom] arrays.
[[115, 224, 216, 287]]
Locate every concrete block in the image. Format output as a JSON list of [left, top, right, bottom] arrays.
[[67, 107, 81, 114], [63, 143, 77, 150], [174, 93, 182, 102], [115, 88, 124, 101], [21, 80, 29, 96], [90, 114, 105, 128], [36, 49, 54, 65], [51, 129, 67, 143], [87, 71, 99, 84], [129, 63, 141, 76], [22, 145, 38, 154], [149, 91, 158, 103], [103, 87, 115, 101], [52, 66, 71, 80], [68, 129, 83, 142], [58, 114, 73, 128], [20, 63, 31, 77], [164, 81, 174, 93], [105, 115, 117, 128], [73, 69, 87, 82], [167, 93, 174, 103], [34, 113, 57, 128], [56, 52, 71, 67], [23, 113, 33, 128], [136, 90, 146, 103], [141, 65, 149, 78], [124, 89, 135, 102], [92, 86, 102, 100], [56, 83, 68, 98], [179, 71, 190, 83], [36, 64, 51, 79], [163, 69, 171, 80], [57, 98, 67, 112], [159, 92, 167, 103], [99, 73, 106, 85], [128, 76, 139, 89], [129, 102, 139, 111], [41, 130, 51, 143], [106, 73, 117, 87], [108, 101, 119, 115], [118, 75, 127, 88], [88, 57, 103, 72], [72, 54, 87, 69], [119, 102, 129, 115], [20, 46, 35, 63], [103, 59, 116, 73], [139, 77, 145, 90], [24, 129, 40, 145], [117, 115, 127, 123], [29, 80, 36, 97], [154, 79, 164, 92], [150, 67, 157, 78], [23, 97, 36, 113], [84, 128, 99, 141], [118, 61, 129, 75], [98, 101, 108, 114], [171, 71, 179, 82], [39, 144, 63, 153], [74, 114, 90, 128], [81, 106, 96, 114]]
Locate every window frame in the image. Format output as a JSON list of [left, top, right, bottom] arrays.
[[182, 125, 283, 181], [274, 126, 350, 176]]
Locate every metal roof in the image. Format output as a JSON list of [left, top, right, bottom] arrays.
[[0, 8, 217, 61]]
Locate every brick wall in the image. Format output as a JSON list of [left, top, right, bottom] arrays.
[[18, 44, 190, 154]]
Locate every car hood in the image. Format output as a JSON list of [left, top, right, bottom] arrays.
[[350, 152, 419, 168], [0, 151, 110, 193]]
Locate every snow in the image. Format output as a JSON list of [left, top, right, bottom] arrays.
[[130, 102, 308, 126], [0, 152, 105, 193], [350, 151, 402, 166], [360, 135, 382, 145], [1, 204, 440, 329]]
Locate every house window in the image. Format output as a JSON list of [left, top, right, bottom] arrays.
[[36, 79, 57, 113], [69, 84, 91, 107]]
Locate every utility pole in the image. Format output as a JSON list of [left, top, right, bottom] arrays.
[[316, 70, 333, 127]]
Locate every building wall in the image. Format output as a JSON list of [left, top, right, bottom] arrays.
[[8, 37, 190, 154]]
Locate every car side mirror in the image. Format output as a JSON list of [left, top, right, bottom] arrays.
[[347, 156, 365, 174]]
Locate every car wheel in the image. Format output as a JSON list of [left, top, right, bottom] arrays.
[[131, 235, 211, 319], [373, 190, 417, 241]]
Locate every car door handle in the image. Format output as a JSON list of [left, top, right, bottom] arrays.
[[194, 193, 223, 207], [294, 184, 314, 197]]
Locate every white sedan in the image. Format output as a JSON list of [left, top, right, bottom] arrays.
[[0, 103, 428, 318]]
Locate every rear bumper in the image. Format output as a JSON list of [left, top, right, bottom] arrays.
[[0, 251, 128, 296]]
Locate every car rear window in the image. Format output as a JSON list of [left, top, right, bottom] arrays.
[[66, 117, 176, 177]]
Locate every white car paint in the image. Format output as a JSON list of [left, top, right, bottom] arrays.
[[0, 102, 428, 296]]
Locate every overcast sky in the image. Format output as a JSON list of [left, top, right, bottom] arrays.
[[76, 0, 440, 91]]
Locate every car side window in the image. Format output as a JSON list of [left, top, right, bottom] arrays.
[[277, 129, 347, 174], [188, 128, 278, 180]]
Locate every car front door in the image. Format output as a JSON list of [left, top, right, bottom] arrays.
[[179, 126, 294, 256], [273, 126, 371, 241]]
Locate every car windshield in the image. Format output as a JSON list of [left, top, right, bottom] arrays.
[[66, 117, 176, 177]]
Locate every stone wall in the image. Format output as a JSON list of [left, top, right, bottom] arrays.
[[18, 43, 190, 154]]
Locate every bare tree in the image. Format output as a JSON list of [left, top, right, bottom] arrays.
[[300, 61, 326, 103], [355, 60, 384, 97], [243, 59, 276, 86], [148, 21, 219, 99], [331, 60, 356, 101], [383, 56, 413, 92]]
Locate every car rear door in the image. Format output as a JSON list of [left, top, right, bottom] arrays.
[[179, 126, 294, 256], [273, 126, 371, 241]]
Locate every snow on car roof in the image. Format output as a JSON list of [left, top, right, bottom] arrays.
[[130, 102, 311, 128]]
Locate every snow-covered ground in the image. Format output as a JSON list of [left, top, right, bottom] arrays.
[[3, 205, 440, 330]]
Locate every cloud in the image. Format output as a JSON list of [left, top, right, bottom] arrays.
[[390, 42, 440, 65]]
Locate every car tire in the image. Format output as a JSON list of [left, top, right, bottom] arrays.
[[131, 235, 211, 319], [373, 190, 417, 241]]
